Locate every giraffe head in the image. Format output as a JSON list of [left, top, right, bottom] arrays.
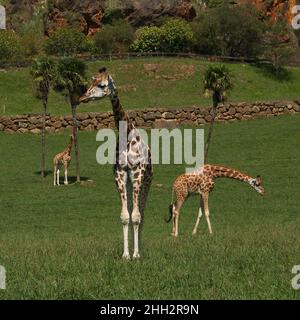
[[79, 67, 116, 104], [249, 175, 265, 196]]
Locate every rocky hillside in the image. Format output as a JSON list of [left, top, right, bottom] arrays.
[[3, 0, 296, 36], [4, 0, 197, 35]]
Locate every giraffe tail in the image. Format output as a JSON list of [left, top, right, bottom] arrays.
[[165, 188, 174, 223], [165, 204, 174, 223]]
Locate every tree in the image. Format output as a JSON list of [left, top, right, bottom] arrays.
[[191, 3, 265, 57], [52, 58, 87, 182], [203, 65, 233, 162], [93, 20, 134, 54], [263, 22, 296, 77], [30, 57, 55, 178], [44, 27, 86, 56]]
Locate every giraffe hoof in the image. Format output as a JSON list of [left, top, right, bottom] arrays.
[[122, 253, 131, 260], [192, 230, 197, 235], [133, 253, 140, 259], [64, 182, 68, 185]]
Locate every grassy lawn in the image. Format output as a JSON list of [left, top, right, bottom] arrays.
[[0, 114, 299, 299], [1, 57, 300, 116]]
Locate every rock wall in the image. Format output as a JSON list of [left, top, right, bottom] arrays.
[[0, 101, 299, 134]]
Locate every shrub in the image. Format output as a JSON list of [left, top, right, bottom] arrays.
[[0, 30, 22, 61], [132, 18, 194, 53], [131, 26, 163, 52], [102, 8, 125, 25], [160, 19, 194, 52], [20, 29, 44, 57], [190, 12, 220, 55], [93, 20, 134, 54], [44, 27, 86, 56], [203, 0, 224, 8]]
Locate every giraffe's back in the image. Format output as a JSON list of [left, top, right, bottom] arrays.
[[173, 171, 214, 200]]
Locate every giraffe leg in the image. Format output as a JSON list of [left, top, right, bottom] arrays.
[[115, 169, 130, 260], [53, 165, 57, 186], [192, 197, 203, 235], [137, 166, 153, 258], [203, 193, 212, 234], [56, 169, 60, 186], [131, 170, 143, 259], [64, 163, 68, 185], [171, 209, 175, 236], [173, 200, 183, 237]]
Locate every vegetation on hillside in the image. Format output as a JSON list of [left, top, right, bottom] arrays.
[[1, 57, 300, 116], [0, 1, 297, 78]]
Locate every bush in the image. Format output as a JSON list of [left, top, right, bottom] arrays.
[[160, 19, 194, 52], [20, 29, 44, 57], [102, 8, 125, 25], [131, 26, 163, 52], [0, 30, 22, 61], [93, 20, 134, 54], [191, 4, 265, 57], [132, 18, 194, 53], [44, 27, 86, 56], [203, 0, 224, 8]]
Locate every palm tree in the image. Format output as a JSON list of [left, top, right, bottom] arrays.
[[52, 58, 87, 183], [30, 57, 55, 178], [203, 65, 233, 163]]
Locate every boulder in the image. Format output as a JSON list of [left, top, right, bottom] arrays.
[[30, 128, 41, 134], [162, 111, 175, 119], [143, 112, 155, 121], [153, 119, 178, 129]]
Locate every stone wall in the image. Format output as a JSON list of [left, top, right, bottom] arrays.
[[0, 100, 300, 134]]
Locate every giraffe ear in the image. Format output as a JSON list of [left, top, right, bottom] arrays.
[[256, 175, 262, 185], [99, 67, 107, 73]]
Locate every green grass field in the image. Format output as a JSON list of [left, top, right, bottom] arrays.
[[0, 114, 299, 299], [1, 57, 300, 115]]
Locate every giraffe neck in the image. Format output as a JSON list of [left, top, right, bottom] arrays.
[[110, 94, 133, 132], [65, 138, 73, 155], [210, 165, 253, 184]]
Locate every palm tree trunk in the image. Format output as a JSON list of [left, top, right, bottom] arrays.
[[204, 91, 220, 163], [71, 104, 80, 182], [41, 100, 47, 178]]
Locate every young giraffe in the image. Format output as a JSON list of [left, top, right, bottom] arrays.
[[53, 135, 74, 186], [166, 164, 265, 237], [79, 67, 153, 260]]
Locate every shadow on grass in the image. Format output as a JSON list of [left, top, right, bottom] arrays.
[[34, 171, 91, 183], [34, 170, 52, 178], [252, 62, 293, 82], [66, 176, 91, 184]]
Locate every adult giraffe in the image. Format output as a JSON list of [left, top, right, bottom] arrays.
[[79, 67, 153, 259]]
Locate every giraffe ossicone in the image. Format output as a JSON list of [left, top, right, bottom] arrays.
[[79, 67, 153, 260]]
